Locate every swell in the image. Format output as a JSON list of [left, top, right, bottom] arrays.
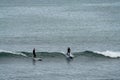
[[0, 49, 120, 59], [21, 51, 65, 58]]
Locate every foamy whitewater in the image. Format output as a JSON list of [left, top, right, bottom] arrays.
[[0, 0, 120, 80]]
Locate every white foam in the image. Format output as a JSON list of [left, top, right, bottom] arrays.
[[0, 49, 13, 53], [95, 51, 120, 58], [0, 49, 27, 57]]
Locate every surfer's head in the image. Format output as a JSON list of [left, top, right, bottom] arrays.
[[68, 47, 70, 49]]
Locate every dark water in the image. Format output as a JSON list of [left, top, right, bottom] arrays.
[[0, 0, 120, 80]]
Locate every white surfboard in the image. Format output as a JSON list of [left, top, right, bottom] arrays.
[[33, 57, 42, 61], [65, 53, 74, 59]]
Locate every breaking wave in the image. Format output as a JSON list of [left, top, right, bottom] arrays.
[[95, 51, 120, 58], [0, 49, 27, 57]]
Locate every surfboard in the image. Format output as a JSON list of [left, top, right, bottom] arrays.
[[33, 57, 42, 61], [65, 53, 74, 59]]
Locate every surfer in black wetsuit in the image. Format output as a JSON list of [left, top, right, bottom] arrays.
[[67, 47, 71, 56], [33, 48, 36, 58]]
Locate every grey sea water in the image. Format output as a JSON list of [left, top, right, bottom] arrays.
[[0, 0, 120, 80]]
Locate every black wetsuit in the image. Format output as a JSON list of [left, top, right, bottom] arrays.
[[33, 49, 36, 58], [67, 47, 71, 56]]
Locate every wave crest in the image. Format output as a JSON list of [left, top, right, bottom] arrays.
[[0, 49, 27, 57], [95, 51, 120, 58]]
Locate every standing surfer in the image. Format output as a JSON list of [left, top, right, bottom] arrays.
[[33, 48, 36, 58], [67, 47, 71, 56], [32, 48, 42, 61]]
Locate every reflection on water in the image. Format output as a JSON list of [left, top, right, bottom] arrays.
[[66, 57, 73, 64], [32, 59, 36, 65]]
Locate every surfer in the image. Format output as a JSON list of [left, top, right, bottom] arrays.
[[67, 47, 71, 56], [32, 48, 42, 61], [33, 48, 36, 58]]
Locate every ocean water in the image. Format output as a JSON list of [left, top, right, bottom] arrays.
[[0, 0, 120, 80]]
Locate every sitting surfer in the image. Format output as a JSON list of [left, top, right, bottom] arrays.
[[67, 47, 71, 56], [33, 48, 36, 58]]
